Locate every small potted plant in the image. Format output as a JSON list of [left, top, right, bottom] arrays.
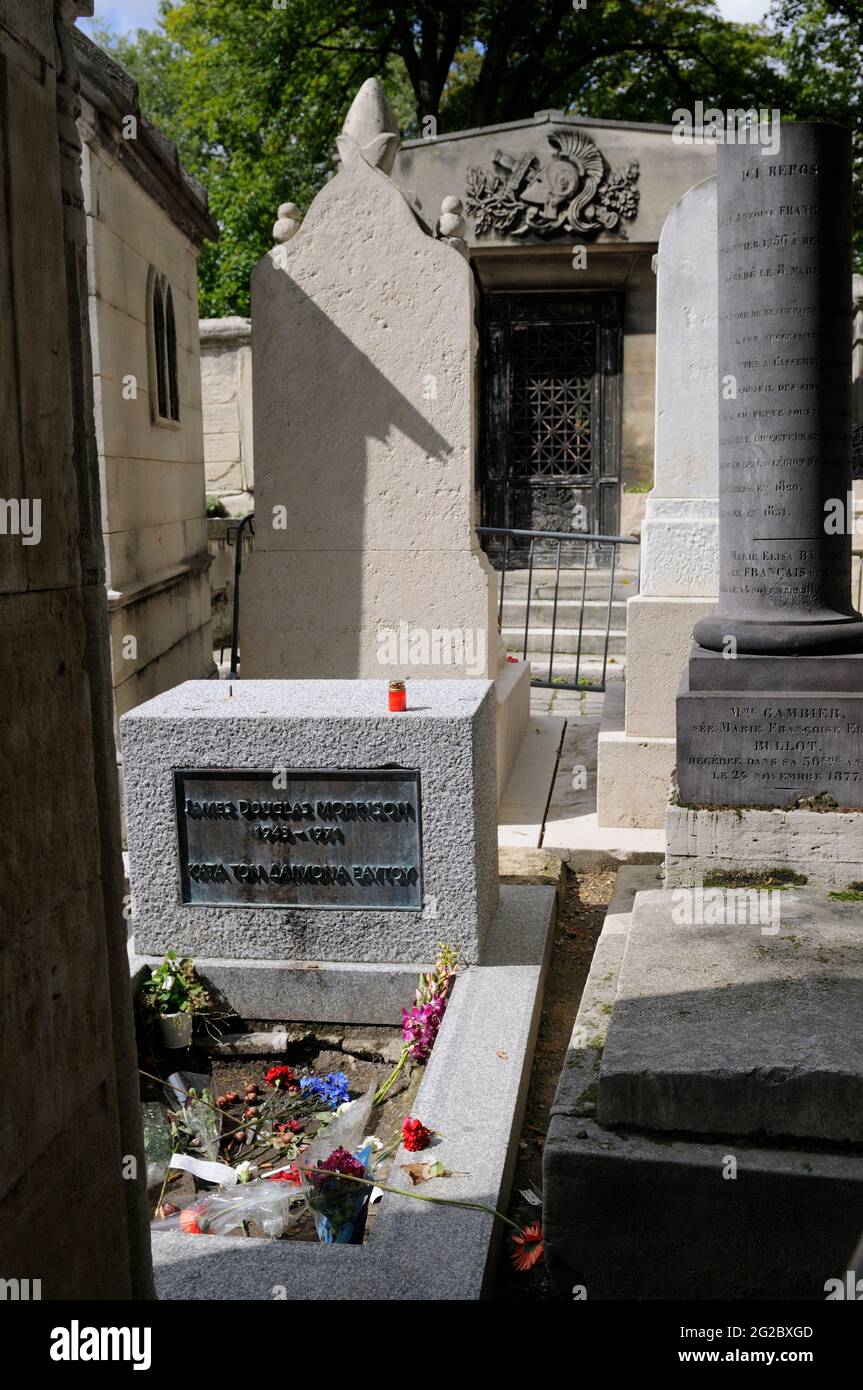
[[140, 950, 206, 1048]]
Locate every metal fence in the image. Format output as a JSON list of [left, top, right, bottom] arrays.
[[477, 525, 640, 692], [225, 515, 638, 691], [228, 512, 255, 677]]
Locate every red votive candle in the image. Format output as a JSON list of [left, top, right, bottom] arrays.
[[388, 680, 407, 713]]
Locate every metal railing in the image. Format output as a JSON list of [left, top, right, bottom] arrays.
[[228, 512, 255, 677], [226, 514, 638, 691], [477, 525, 640, 692]]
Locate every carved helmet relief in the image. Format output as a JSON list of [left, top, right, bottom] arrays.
[[466, 128, 639, 239]]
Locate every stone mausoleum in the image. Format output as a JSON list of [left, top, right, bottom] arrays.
[[75, 30, 218, 740], [396, 114, 714, 537], [203, 112, 715, 540]]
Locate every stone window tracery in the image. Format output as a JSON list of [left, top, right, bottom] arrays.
[[148, 268, 180, 424]]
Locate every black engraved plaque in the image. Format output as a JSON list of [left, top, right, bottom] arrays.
[[175, 769, 423, 910]]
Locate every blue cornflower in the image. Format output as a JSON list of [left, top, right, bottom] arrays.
[[300, 1072, 351, 1109]]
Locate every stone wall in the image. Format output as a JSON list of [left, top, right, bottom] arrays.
[[0, 0, 151, 1299], [200, 316, 254, 515], [76, 31, 216, 737]]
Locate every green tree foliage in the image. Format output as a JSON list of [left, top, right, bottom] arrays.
[[94, 0, 860, 314], [769, 0, 862, 267]]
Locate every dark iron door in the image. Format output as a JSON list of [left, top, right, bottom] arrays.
[[480, 293, 622, 559]]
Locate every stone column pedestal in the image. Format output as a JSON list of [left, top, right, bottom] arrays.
[[678, 125, 863, 810]]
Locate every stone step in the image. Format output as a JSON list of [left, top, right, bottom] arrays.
[[500, 596, 628, 625], [499, 574, 637, 602], [522, 655, 627, 684], [502, 625, 627, 657]]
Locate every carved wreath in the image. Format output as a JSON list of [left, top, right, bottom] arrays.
[[465, 130, 639, 239]]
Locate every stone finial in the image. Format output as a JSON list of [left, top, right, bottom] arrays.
[[436, 196, 468, 258], [336, 78, 400, 175], [273, 202, 301, 244], [437, 196, 465, 239]]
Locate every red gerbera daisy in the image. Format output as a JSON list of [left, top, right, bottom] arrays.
[[510, 1221, 544, 1272], [179, 1203, 209, 1235]]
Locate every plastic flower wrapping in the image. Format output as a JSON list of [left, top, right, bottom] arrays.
[[296, 1086, 376, 1243], [155, 1088, 377, 1243], [304, 1144, 373, 1244]]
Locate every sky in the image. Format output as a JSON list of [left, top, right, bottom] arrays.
[[80, 0, 775, 40]]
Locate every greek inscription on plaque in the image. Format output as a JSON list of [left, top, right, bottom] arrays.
[[175, 769, 423, 910]]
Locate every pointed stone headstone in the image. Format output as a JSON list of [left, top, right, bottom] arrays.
[[243, 80, 503, 688]]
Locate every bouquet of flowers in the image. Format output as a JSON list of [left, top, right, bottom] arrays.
[[304, 1144, 373, 1244], [374, 943, 459, 1105]]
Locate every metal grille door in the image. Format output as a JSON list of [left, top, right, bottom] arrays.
[[481, 293, 622, 561]]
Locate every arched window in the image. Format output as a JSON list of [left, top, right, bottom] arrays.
[[148, 269, 180, 424], [151, 275, 167, 419], [165, 286, 180, 421]]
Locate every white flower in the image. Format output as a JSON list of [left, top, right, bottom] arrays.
[[235, 1161, 258, 1183], [362, 1135, 384, 1152]]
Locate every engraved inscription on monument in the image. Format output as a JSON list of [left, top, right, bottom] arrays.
[[693, 122, 862, 655], [678, 697, 863, 805], [175, 769, 423, 910], [678, 124, 863, 810]]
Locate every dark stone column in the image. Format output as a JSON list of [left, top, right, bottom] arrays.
[[677, 124, 863, 809], [695, 123, 863, 656]]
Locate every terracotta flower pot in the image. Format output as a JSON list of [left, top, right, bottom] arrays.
[[158, 1010, 193, 1049]]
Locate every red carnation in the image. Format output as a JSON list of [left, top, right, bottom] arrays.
[[402, 1116, 432, 1152], [264, 1064, 295, 1088]]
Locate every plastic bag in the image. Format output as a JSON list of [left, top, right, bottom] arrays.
[[141, 1102, 174, 1188], [296, 1087, 375, 1175], [165, 1070, 221, 1162], [307, 1143, 373, 1244], [154, 1175, 305, 1238]]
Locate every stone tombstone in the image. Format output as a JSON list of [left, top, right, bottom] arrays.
[[242, 79, 498, 682], [638, 176, 719, 605], [122, 679, 499, 969], [596, 176, 719, 829], [677, 123, 863, 808]]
